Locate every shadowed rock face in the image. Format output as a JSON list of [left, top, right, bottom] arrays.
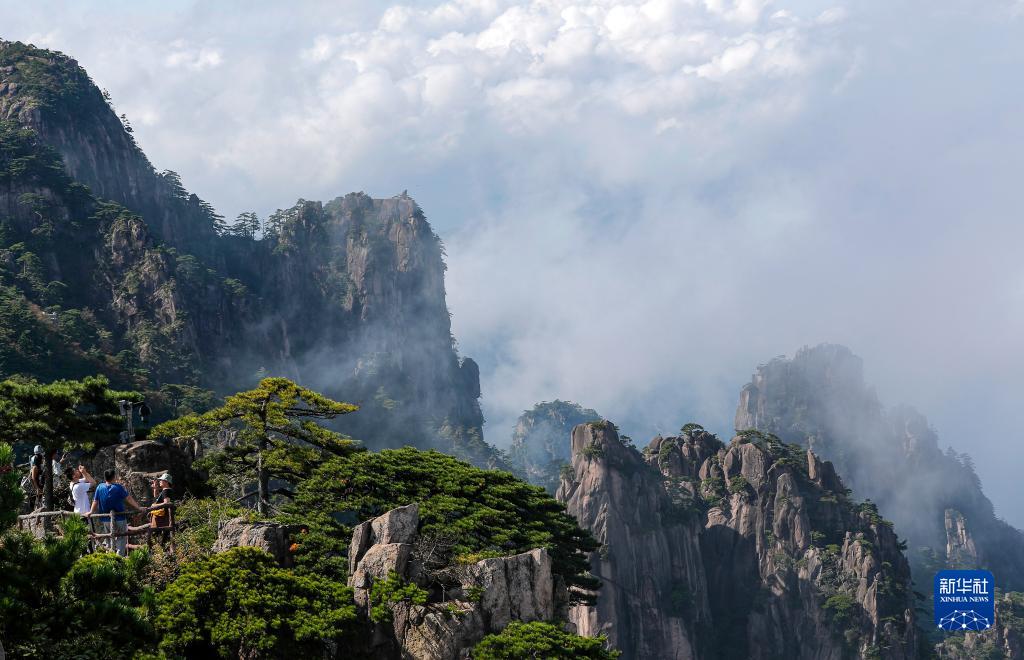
[[510, 400, 602, 493], [735, 345, 1024, 592], [85, 439, 201, 507], [559, 422, 919, 660]]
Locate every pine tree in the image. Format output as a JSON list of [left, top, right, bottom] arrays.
[[0, 376, 141, 510], [160, 170, 188, 200], [151, 378, 359, 514], [229, 211, 260, 239], [0, 442, 23, 531]]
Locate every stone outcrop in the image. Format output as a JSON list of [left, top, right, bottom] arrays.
[[347, 504, 556, 660], [558, 422, 918, 660], [84, 439, 199, 507], [213, 517, 291, 565], [735, 345, 1024, 592], [944, 509, 982, 569], [349, 503, 420, 611], [556, 422, 709, 659]]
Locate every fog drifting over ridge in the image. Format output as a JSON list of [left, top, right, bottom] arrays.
[[1, 0, 1022, 526]]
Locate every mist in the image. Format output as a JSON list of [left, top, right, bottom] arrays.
[[1, 0, 1021, 526]]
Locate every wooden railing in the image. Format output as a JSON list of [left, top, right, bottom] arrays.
[[16, 502, 177, 553]]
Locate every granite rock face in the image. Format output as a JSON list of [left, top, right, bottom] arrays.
[[735, 345, 1024, 591], [85, 439, 199, 507], [347, 504, 557, 660], [556, 422, 708, 659], [213, 517, 291, 565], [558, 422, 918, 660]]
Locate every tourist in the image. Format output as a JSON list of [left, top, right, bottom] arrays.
[[65, 464, 96, 514], [28, 445, 44, 509], [89, 468, 141, 556], [149, 472, 174, 541]]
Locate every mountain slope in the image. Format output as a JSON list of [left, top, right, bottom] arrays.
[[0, 40, 493, 464], [735, 345, 1024, 592]]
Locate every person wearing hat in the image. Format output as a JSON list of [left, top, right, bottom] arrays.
[[149, 472, 174, 537]]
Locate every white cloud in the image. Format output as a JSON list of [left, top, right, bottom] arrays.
[[164, 44, 223, 71]]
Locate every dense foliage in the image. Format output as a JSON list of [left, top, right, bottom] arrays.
[[288, 447, 600, 601], [151, 378, 359, 513], [472, 622, 620, 659], [154, 546, 357, 659], [0, 516, 153, 658], [0, 442, 22, 530], [369, 569, 428, 623]]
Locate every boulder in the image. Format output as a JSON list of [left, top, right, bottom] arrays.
[[391, 549, 555, 660], [85, 439, 197, 507], [213, 517, 290, 565], [347, 503, 559, 660]]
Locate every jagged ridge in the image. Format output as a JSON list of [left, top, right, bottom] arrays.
[[558, 421, 918, 660]]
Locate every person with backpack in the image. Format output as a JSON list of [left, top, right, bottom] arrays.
[[27, 446, 44, 510], [89, 468, 141, 556], [65, 464, 97, 514]]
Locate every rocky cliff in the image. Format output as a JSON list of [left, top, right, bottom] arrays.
[[0, 40, 492, 464], [510, 400, 602, 492], [347, 503, 559, 659], [735, 345, 1024, 592], [559, 422, 918, 660]]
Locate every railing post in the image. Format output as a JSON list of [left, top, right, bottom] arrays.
[[169, 503, 176, 554]]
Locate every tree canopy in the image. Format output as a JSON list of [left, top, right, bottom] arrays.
[[0, 442, 22, 531], [287, 447, 600, 602], [151, 377, 359, 513], [0, 516, 154, 658], [154, 546, 358, 659], [472, 621, 620, 659]]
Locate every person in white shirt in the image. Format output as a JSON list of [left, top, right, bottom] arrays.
[[65, 464, 97, 514]]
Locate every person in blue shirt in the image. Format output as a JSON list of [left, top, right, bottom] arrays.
[[89, 468, 141, 556]]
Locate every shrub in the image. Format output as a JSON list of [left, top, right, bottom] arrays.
[[370, 570, 429, 623], [728, 476, 749, 494], [154, 547, 357, 659], [0, 516, 154, 657], [472, 621, 620, 659], [823, 593, 859, 628]]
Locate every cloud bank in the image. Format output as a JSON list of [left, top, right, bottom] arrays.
[[2, 0, 1023, 525]]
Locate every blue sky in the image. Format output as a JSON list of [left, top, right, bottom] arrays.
[[2, 0, 1023, 526]]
